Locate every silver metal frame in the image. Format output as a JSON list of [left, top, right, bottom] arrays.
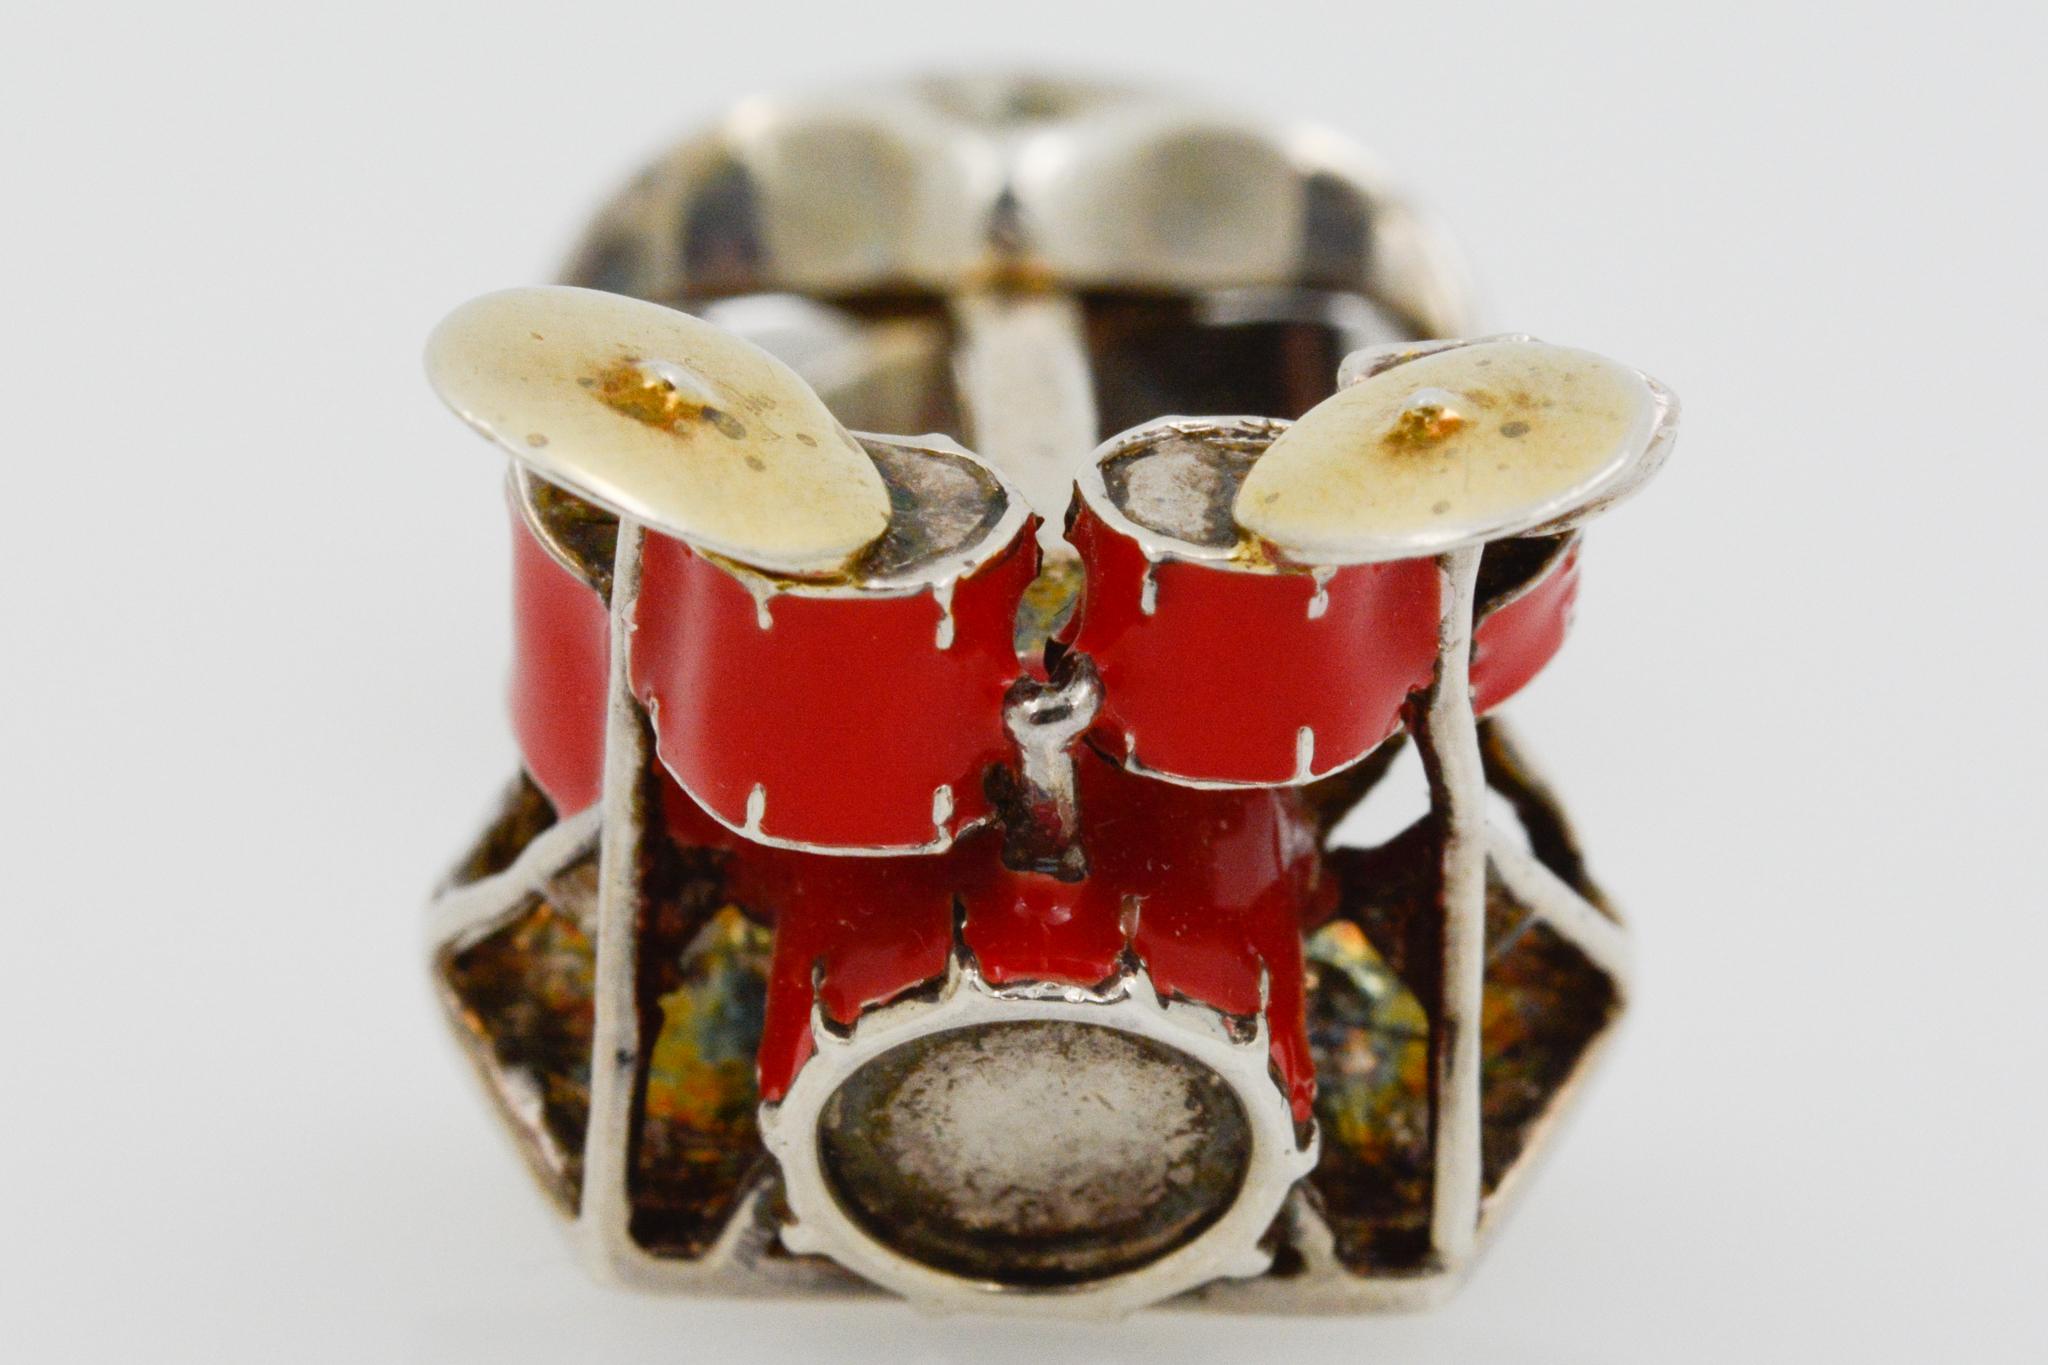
[[576, 515, 653, 1281], [426, 801, 602, 1213], [1421, 546, 1489, 1268], [425, 72, 1652, 1318]]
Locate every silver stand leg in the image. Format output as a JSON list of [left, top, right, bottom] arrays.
[[577, 517, 649, 1277], [950, 291, 1099, 545], [1418, 545, 1487, 1270]]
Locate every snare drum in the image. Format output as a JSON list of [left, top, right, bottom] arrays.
[[631, 436, 1038, 854], [1066, 419, 1443, 788]]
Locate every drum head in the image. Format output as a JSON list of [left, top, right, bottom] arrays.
[[851, 437, 1014, 584], [1101, 428, 1259, 552], [427, 286, 891, 576], [816, 1020, 1252, 1287], [1081, 417, 1289, 568]]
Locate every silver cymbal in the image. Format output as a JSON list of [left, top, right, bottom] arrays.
[[426, 285, 891, 576], [1235, 336, 1676, 563]]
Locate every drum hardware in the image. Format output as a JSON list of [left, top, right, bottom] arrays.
[[424, 74, 1680, 1318], [989, 649, 1102, 880], [950, 291, 1099, 554]]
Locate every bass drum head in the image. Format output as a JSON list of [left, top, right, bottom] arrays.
[[816, 1019, 1253, 1287]]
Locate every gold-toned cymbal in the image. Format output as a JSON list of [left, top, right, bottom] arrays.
[[426, 286, 891, 575], [1234, 337, 1674, 563]]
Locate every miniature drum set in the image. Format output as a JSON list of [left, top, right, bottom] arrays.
[[425, 77, 1678, 1317]]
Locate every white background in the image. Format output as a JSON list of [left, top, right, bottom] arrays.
[[5, 2, 2044, 1361]]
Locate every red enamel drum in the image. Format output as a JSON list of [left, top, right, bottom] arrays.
[[732, 743, 1324, 1120], [1471, 533, 1581, 714], [508, 423, 1581, 834], [631, 436, 1038, 853], [1066, 419, 1444, 788], [1065, 419, 1585, 790], [508, 488, 611, 815], [720, 742, 1325, 1295]]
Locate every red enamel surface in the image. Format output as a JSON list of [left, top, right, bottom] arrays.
[[726, 829, 962, 1108], [736, 747, 1326, 1121], [1064, 502, 1442, 786], [505, 492, 1587, 1134], [508, 510, 610, 814], [1472, 541, 1581, 715], [631, 525, 1039, 851]]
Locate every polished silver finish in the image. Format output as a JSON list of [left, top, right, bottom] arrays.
[[561, 72, 1466, 527], [563, 75, 1469, 337]]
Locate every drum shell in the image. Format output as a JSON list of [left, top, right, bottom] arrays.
[[1065, 499, 1442, 787], [1472, 538, 1581, 714], [735, 745, 1324, 1121], [508, 508, 609, 814], [631, 523, 1039, 853], [509, 500, 1580, 821]]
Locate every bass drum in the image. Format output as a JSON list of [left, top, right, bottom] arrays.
[[737, 746, 1321, 1314]]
